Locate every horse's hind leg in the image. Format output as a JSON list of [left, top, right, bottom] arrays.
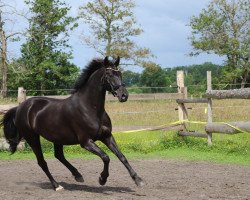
[[102, 135, 144, 187], [81, 140, 110, 185], [54, 144, 84, 182], [25, 134, 63, 191]]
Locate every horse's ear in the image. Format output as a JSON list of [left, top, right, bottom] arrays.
[[104, 56, 109, 67], [114, 56, 120, 67]]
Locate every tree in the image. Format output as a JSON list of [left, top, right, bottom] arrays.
[[122, 70, 140, 87], [189, 0, 250, 87], [0, 1, 24, 97], [17, 0, 79, 94], [79, 0, 154, 67], [140, 65, 167, 93], [0, 10, 7, 97]]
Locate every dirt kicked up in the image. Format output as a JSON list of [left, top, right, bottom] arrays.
[[0, 159, 249, 200]]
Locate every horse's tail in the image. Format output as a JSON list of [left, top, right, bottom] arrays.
[[0, 107, 21, 154]]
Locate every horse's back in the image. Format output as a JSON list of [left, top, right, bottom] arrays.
[[15, 97, 48, 128], [16, 96, 64, 123]]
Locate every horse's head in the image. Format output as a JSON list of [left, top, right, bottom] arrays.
[[102, 56, 128, 102]]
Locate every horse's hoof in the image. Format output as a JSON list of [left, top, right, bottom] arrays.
[[55, 185, 64, 191], [99, 176, 107, 186], [134, 176, 145, 187], [75, 176, 84, 183]]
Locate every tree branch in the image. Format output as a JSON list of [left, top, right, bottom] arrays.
[[6, 32, 23, 39]]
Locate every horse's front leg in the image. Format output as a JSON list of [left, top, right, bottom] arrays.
[[81, 139, 110, 185], [102, 135, 144, 187]]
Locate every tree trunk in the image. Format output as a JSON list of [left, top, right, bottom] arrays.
[[0, 12, 7, 97], [241, 69, 249, 88]]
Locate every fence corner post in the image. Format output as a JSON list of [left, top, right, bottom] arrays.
[[177, 71, 188, 130], [207, 71, 213, 145], [18, 87, 26, 104]]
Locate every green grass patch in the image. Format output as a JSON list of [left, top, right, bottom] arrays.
[[1, 130, 249, 166], [0, 97, 17, 105], [0, 99, 249, 165]]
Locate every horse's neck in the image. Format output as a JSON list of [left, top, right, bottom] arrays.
[[76, 70, 106, 112]]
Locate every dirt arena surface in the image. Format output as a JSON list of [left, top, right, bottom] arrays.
[[0, 159, 249, 200]]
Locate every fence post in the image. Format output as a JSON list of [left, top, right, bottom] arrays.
[[206, 71, 213, 145], [177, 70, 186, 97], [18, 87, 26, 104], [177, 71, 188, 129]]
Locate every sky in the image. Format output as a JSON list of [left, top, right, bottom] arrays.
[[4, 0, 225, 71]]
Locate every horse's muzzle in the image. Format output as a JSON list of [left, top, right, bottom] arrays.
[[113, 86, 128, 102]]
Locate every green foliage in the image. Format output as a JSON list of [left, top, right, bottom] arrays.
[[8, 0, 80, 95], [8, 57, 79, 95], [78, 0, 155, 67], [180, 62, 223, 94], [140, 65, 167, 91], [127, 85, 144, 94], [122, 70, 140, 87], [189, 0, 250, 87], [123, 62, 223, 95]]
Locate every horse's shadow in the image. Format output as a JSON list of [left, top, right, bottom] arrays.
[[61, 182, 135, 194], [17, 181, 144, 196]]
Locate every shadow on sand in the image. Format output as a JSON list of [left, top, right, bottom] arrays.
[[17, 181, 146, 197]]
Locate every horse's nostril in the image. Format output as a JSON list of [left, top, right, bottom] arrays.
[[121, 94, 127, 100]]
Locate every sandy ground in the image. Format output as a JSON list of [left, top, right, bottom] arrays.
[[0, 158, 249, 200]]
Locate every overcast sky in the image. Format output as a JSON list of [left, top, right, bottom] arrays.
[[6, 0, 225, 70]]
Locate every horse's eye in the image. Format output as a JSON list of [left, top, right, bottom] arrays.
[[113, 85, 120, 90]]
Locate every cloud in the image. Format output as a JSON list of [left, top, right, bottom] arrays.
[[130, 0, 224, 68], [6, 0, 224, 69]]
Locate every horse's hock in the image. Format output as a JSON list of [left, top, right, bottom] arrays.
[[0, 138, 25, 150]]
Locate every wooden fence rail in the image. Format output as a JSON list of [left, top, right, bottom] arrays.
[[205, 88, 250, 99], [205, 122, 250, 134], [176, 71, 250, 145], [25, 92, 184, 101]]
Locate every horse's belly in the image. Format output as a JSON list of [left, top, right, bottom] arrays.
[[39, 131, 78, 145], [34, 110, 79, 145]]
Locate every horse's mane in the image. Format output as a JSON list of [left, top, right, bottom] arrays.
[[73, 59, 103, 92], [73, 58, 110, 93]]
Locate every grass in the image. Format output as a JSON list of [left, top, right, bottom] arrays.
[[1, 148, 249, 166], [0, 97, 17, 105], [0, 99, 250, 166], [0, 131, 249, 165]]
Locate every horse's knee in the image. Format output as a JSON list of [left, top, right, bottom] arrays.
[[102, 155, 110, 164]]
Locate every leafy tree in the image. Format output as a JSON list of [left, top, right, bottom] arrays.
[[122, 70, 140, 87], [140, 65, 167, 93], [14, 0, 79, 95], [189, 0, 250, 87], [79, 0, 154, 67], [161, 63, 222, 96]]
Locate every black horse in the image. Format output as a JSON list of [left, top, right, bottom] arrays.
[[1, 56, 144, 191]]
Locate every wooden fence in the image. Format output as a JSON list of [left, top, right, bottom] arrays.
[[0, 71, 187, 114], [176, 71, 250, 145]]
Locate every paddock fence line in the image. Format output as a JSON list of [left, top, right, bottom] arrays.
[[0, 70, 188, 114], [1, 71, 249, 149], [176, 71, 250, 145], [0, 71, 188, 150]]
